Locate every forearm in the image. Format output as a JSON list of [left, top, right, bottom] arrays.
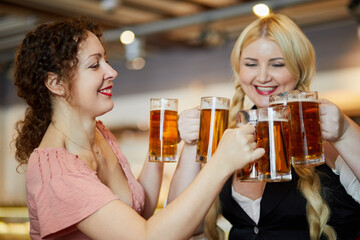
[[167, 144, 201, 203], [145, 158, 231, 240], [138, 160, 164, 219], [80, 157, 231, 240], [332, 115, 360, 180]]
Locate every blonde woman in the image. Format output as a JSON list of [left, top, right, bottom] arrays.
[[169, 14, 360, 240]]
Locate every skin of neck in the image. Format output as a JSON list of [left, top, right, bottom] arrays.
[[51, 96, 97, 150]]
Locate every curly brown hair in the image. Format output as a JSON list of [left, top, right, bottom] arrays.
[[13, 16, 102, 167]]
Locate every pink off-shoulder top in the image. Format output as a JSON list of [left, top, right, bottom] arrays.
[[26, 121, 145, 239]]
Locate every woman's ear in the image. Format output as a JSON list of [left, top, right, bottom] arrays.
[[44, 72, 65, 96]]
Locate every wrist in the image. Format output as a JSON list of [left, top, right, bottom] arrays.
[[183, 139, 198, 146], [181, 143, 198, 156], [208, 152, 233, 180], [178, 144, 200, 169], [336, 115, 351, 143], [183, 141, 198, 148]]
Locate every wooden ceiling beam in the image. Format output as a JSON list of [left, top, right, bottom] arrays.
[[0, 3, 34, 16], [160, 0, 352, 45], [277, 0, 351, 26], [123, 0, 204, 17], [0, 3, 73, 27], [0, 0, 164, 27], [0, 0, 355, 59], [185, 0, 238, 8]]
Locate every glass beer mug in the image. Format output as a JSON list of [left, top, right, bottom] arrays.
[[235, 109, 259, 181], [148, 98, 178, 162], [257, 107, 292, 182], [196, 96, 230, 163], [286, 91, 325, 167]]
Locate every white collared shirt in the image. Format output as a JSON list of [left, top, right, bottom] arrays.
[[231, 186, 262, 224]]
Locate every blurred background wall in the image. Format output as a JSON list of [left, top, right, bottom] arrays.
[[1, 15, 360, 206]]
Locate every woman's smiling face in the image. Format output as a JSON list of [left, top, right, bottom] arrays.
[[69, 31, 118, 118], [238, 38, 297, 108]]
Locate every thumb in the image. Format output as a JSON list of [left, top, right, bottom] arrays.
[[250, 148, 265, 162]]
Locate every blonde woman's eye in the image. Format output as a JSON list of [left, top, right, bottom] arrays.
[[273, 63, 285, 67], [245, 63, 257, 67]]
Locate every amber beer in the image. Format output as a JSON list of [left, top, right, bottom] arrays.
[[287, 91, 324, 166], [257, 107, 291, 182], [148, 98, 178, 162], [235, 163, 258, 180], [269, 92, 290, 161], [196, 97, 230, 163], [235, 109, 259, 181]]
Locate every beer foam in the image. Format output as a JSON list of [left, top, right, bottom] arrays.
[[201, 105, 229, 110], [200, 97, 230, 110], [150, 98, 178, 111], [151, 106, 178, 111], [258, 118, 287, 122], [287, 98, 318, 103], [269, 100, 286, 106]]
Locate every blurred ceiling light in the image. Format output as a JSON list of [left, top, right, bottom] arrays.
[[100, 0, 119, 12], [253, 3, 270, 17], [120, 30, 135, 45], [126, 57, 146, 70], [125, 38, 146, 70], [199, 30, 225, 47]]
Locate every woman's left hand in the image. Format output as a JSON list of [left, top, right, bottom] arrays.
[[319, 99, 345, 142]]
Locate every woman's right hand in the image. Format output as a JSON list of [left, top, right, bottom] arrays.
[[178, 106, 200, 145], [211, 124, 265, 173]]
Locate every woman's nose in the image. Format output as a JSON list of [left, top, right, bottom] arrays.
[[105, 62, 118, 80], [256, 66, 271, 83]]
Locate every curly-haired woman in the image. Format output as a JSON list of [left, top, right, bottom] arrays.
[[13, 16, 264, 240]]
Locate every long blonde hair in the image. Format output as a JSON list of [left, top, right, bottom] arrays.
[[205, 13, 336, 240]]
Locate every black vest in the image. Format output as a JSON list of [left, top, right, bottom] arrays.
[[220, 164, 360, 240]]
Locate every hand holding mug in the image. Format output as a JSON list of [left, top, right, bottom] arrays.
[[319, 99, 345, 142], [178, 107, 200, 145], [211, 124, 265, 173]]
